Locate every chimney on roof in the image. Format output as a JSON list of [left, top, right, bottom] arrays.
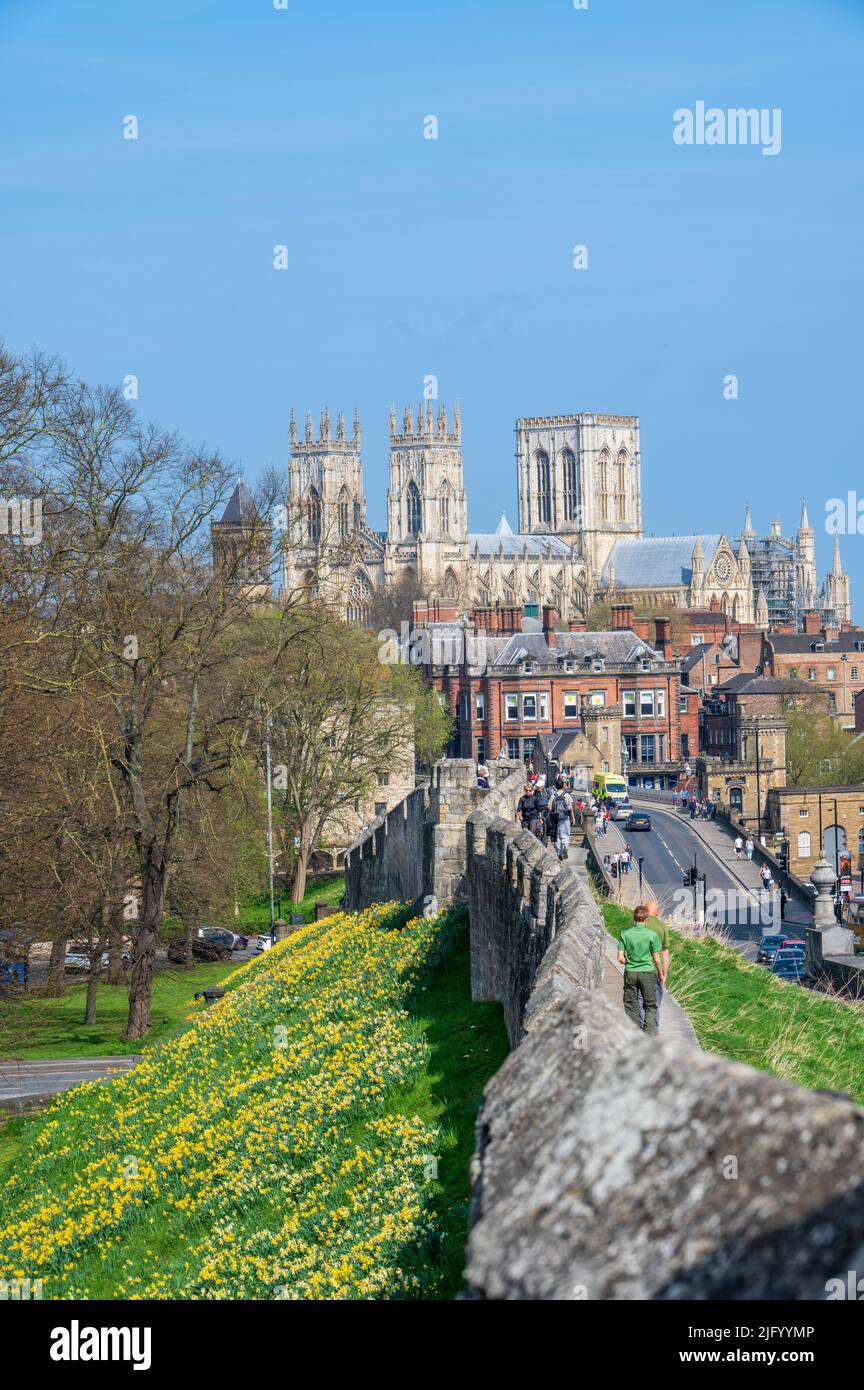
[[568, 619, 587, 632], [611, 602, 634, 631], [802, 611, 821, 635], [823, 624, 839, 644], [654, 617, 672, 660], [709, 596, 721, 613], [632, 616, 650, 641], [542, 605, 557, 648]]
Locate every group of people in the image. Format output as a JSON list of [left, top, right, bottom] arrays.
[[617, 899, 670, 1036], [682, 796, 717, 822], [516, 775, 577, 860], [603, 846, 634, 877]]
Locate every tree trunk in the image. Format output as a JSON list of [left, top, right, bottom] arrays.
[[45, 933, 68, 997], [291, 834, 310, 905], [84, 928, 108, 1025], [124, 854, 164, 1040]]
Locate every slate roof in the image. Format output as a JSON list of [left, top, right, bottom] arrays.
[[490, 629, 662, 669], [217, 482, 259, 526], [602, 535, 722, 587], [468, 512, 572, 559]]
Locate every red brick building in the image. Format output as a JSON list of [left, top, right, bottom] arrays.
[[420, 602, 697, 790]]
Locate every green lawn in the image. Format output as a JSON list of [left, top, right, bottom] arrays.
[[0, 961, 237, 1061], [235, 875, 345, 931], [603, 902, 864, 1102]]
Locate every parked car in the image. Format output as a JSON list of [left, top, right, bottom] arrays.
[[198, 927, 248, 952], [64, 949, 130, 973], [624, 812, 652, 832], [758, 935, 805, 965], [771, 956, 807, 984]]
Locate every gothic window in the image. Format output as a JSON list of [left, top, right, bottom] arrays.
[[308, 487, 322, 545], [443, 567, 459, 597], [406, 480, 422, 536], [597, 449, 610, 522], [615, 450, 627, 521], [338, 486, 350, 538], [347, 570, 372, 626], [440, 483, 450, 535], [353, 499, 361, 529], [535, 450, 551, 526], [561, 448, 578, 522]]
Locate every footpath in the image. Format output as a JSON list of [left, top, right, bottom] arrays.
[[584, 817, 700, 1049]]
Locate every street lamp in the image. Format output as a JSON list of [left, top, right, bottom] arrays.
[[263, 717, 277, 944]]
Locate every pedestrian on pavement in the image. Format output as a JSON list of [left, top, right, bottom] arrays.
[[644, 899, 670, 1029], [745, 835, 755, 861], [551, 776, 575, 861], [517, 784, 537, 829], [734, 835, 744, 861], [618, 905, 665, 1035], [534, 780, 550, 845], [759, 862, 773, 891]]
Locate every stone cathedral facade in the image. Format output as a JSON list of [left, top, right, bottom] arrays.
[[273, 403, 851, 630]]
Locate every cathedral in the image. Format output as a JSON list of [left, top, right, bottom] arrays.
[[259, 403, 851, 630]]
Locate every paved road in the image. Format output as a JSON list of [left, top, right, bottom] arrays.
[[0, 1054, 141, 1107], [624, 800, 811, 960]]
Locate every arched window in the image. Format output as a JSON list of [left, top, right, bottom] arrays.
[[338, 486, 350, 538], [443, 567, 459, 597], [347, 570, 372, 625], [615, 450, 627, 521], [353, 499, 362, 529], [406, 480, 422, 536], [561, 448, 578, 522], [439, 483, 450, 535], [798, 831, 812, 859], [597, 449, 609, 522], [535, 449, 551, 526], [308, 487, 322, 545]]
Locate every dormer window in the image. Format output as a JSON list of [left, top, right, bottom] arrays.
[[523, 660, 533, 675], [592, 658, 604, 673], [641, 658, 651, 671]]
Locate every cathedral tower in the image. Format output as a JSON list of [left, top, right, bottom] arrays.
[[515, 413, 642, 577], [386, 402, 467, 545], [796, 497, 818, 613], [288, 406, 367, 547]]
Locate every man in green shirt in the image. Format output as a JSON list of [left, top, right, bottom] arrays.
[[618, 904, 665, 1035], [645, 898, 670, 1030]]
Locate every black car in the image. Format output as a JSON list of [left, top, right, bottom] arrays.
[[624, 812, 652, 832]]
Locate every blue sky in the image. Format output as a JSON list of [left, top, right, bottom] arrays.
[[2, 0, 863, 603]]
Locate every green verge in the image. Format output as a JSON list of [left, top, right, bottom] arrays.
[[0, 902, 508, 1300], [603, 902, 864, 1103], [236, 875, 346, 931], [0, 962, 238, 1061]]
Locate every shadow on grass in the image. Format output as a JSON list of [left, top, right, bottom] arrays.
[[393, 908, 510, 1299]]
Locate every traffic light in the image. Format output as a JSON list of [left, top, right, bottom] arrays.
[[682, 868, 696, 887]]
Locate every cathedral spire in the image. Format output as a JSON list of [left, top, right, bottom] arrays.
[[833, 534, 843, 575], [799, 497, 811, 532], [742, 504, 755, 538]]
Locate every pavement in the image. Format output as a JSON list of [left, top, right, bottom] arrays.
[[0, 1054, 142, 1111], [587, 817, 700, 1048]]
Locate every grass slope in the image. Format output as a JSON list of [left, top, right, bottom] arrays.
[[0, 902, 507, 1300], [604, 903, 864, 1102]]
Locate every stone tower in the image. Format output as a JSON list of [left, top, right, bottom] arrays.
[[288, 406, 367, 548], [211, 481, 271, 603], [515, 413, 642, 577], [824, 535, 851, 626], [386, 402, 467, 545], [796, 498, 817, 612]]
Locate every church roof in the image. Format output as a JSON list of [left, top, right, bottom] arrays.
[[603, 535, 722, 588], [217, 481, 259, 527], [468, 526, 572, 559]]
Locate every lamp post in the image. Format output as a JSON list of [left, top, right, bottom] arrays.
[[754, 728, 762, 844], [638, 857, 644, 897], [264, 717, 276, 944]]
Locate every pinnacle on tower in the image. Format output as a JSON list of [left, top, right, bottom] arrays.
[[755, 588, 769, 626], [320, 406, 331, 443], [742, 504, 755, 537], [437, 404, 447, 437], [389, 402, 396, 437], [336, 411, 345, 443], [426, 400, 433, 433], [354, 407, 361, 446], [833, 534, 843, 574], [454, 400, 461, 438], [799, 497, 811, 532], [403, 404, 413, 435], [417, 400, 425, 436], [305, 411, 313, 444], [289, 408, 297, 448]]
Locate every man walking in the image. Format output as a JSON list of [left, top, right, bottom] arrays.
[[645, 898, 670, 1029], [618, 905, 665, 1035], [745, 835, 755, 861], [550, 776, 575, 861], [734, 835, 744, 861]]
